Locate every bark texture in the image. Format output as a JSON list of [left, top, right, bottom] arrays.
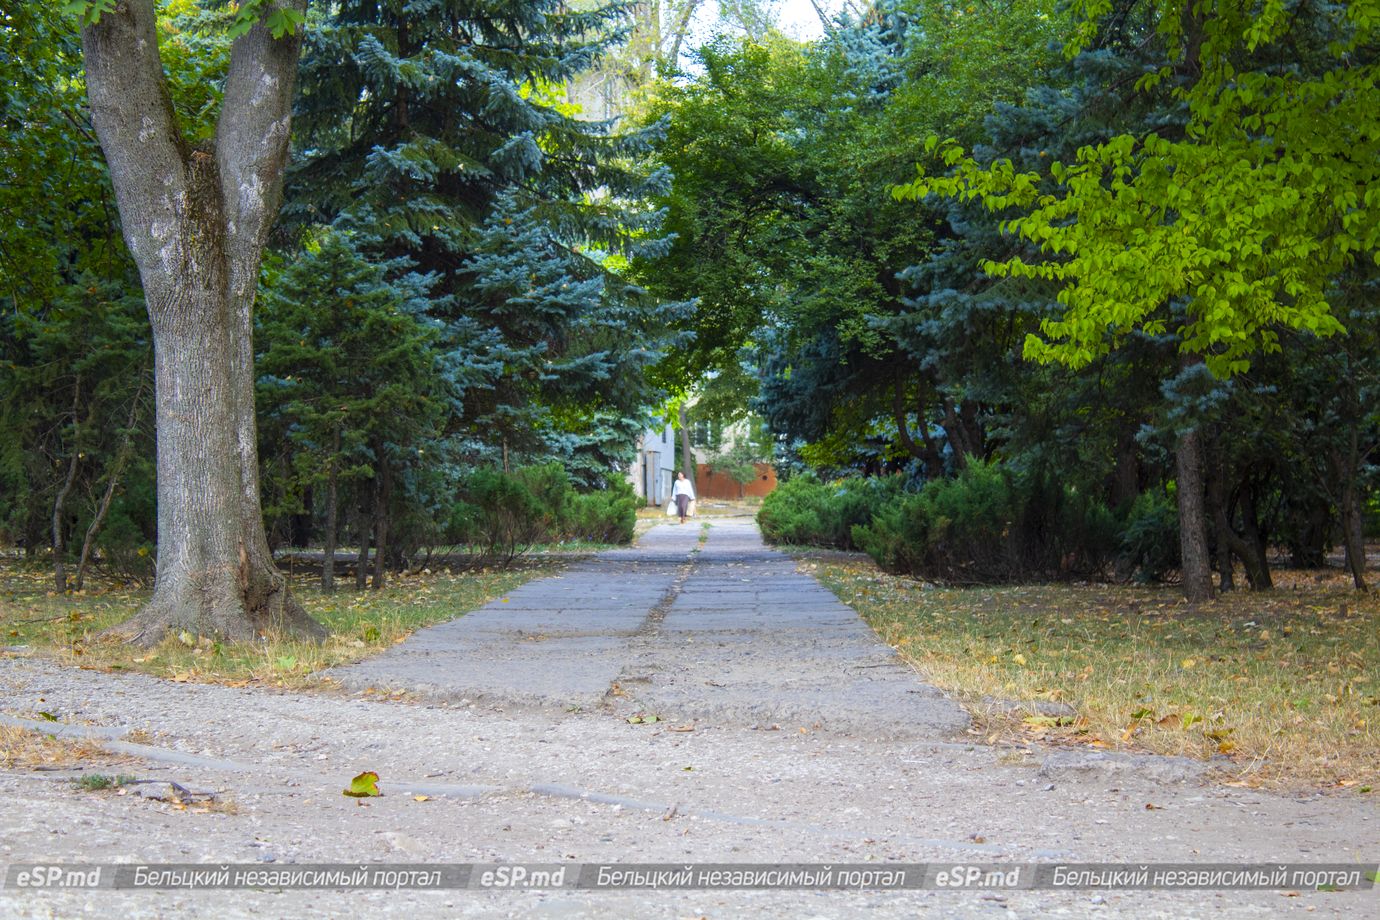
[[82, 0, 324, 645], [1333, 438, 1368, 591], [1176, 427, 1214, 603]]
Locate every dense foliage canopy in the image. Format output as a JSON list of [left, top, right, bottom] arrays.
[[3, 0, 1377, 609]]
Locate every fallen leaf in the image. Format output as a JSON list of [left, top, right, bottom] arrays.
[[413, 794, 431, 802], [344, 771, 381, 797]]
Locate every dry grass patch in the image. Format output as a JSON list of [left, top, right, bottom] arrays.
[[803, 554, 1380, 791], [1, 558, 563, 687], [0, 724, 112, 771]]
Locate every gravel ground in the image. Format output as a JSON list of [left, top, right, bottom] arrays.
[[1, 519, 1376, 919]]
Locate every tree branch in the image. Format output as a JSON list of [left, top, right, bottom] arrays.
[[892, 378, 925, 460], [215, 0, 308, 290], [80, 0, 189, 282]]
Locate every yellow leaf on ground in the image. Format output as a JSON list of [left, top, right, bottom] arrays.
[[343, 771, 381, 797]]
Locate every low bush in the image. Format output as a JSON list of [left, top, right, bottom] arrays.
[[757, 474, 904, 550], [454, 468, 547, 562], [448, 464, 636, 562], [848, 461, 1117, 583], [564, 476, 637, 544]]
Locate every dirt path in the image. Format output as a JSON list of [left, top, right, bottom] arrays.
[[1, 519, 1376, 918]]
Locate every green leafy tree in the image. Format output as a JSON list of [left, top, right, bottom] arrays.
[[898, 0, 1380, 599]]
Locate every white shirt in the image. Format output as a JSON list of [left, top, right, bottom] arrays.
[[672, 478, 695, 499]]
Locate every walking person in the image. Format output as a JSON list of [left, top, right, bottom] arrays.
[[672, 470, 695, 524]]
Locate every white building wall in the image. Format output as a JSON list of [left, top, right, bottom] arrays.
[[627, 424, 677, 505]]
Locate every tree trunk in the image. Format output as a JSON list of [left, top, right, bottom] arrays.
[[75, 465, 121, 594], [1175, 426, 1214, 603], [81, 0, 323, 645], [678, 403, 695, 482], [1206, 453, 1235, 592], [355, 503, 372, 590], [322, 426, 340, 593], [1341, 487, 1367, 591], [51, 451, 80, 593], [1214, 496, 1272, 590], [1236, 481, 1272, 590], [1288, 499, 1329, 568], [372, 458, 390, 590], [664, 0, 702, 71], [52, 379, 82, 593], [1335, 440, 1368, 591], [75, 376, 147, 592], [1110, 426, 1141, 509], [941, 398, 981, 470]]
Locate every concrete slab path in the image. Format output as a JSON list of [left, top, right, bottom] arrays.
[[330, 517, 969, 737], [1, 518, 1376, 919]]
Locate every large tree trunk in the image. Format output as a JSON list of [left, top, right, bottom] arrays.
[[82, 0, 323, 645], [1175, 426, 1214, 603]]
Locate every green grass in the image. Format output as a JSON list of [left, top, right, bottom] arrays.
[[1, 557, 565, 688], [803, 553, 1380, 790], [74, 773, 139, 792]]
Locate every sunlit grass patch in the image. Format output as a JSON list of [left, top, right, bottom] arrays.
[[803, 553, 1380, 791], [1, 557, 564, 688]]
